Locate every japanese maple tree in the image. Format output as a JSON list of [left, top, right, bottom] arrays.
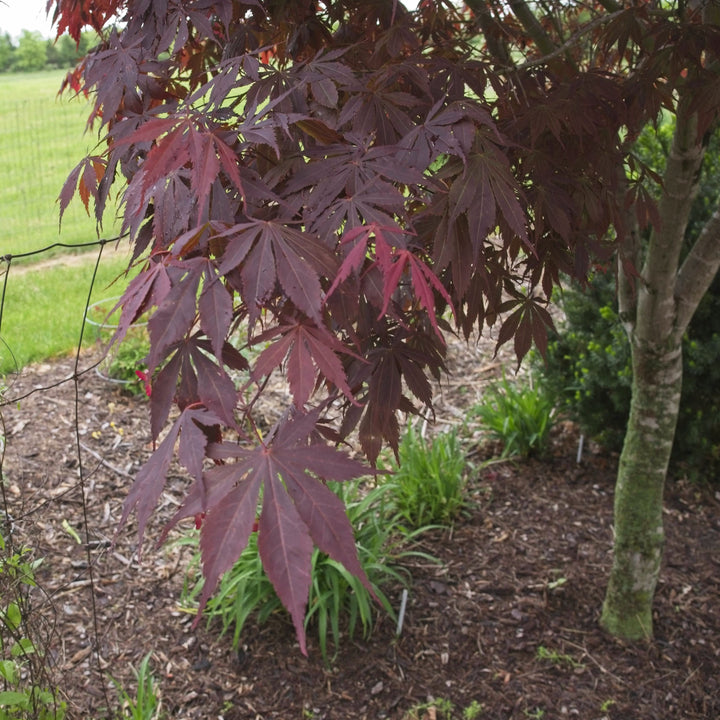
[[52, 0, 720, 649]]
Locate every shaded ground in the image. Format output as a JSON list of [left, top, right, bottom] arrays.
[[1, 343, 719, 719]]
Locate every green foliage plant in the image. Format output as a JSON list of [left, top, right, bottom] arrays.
[[539, 265, 720, 478], [402, 697, 484, 720], [537, 272, 632, 451], [111, 653, 162, 720], [463, 701, 484, 719], [87, 297, 150, 396], [523, 709, 545, 720], [0, 536, 66, 720], [104, 331, 151, 396], [181, 479, 431, 664], [470, 374, 555, 459], [535, 645, 584, 670], [600, 699, 616, 713], [383, 425, 467, 530], [403, 697, 456, 720]]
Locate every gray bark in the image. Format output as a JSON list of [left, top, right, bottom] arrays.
[[601, 104, 720, 639], [600, 338, 682, 639]]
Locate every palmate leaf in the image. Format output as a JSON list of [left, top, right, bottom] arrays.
[[368, 230, 456, 339], [257, 474, 313, 653], [119, 113, 245, 217], [59, 155, 107, 224], [148, 333, 239, 439], [187, 410, 372, 655], [252, 319, 356, 408], [51, 0, 123, 41], [217, 220, 335, 324], [118, 407, 221, 550], [198, 269, 234, 363], [108, 260, 172, 351], [496, 295, 555, 364], [146, 260, 204, 372], [196, 473, 264, 629]]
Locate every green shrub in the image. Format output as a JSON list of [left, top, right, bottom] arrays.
[[87, 297, 150, 396], [180, 479, 430, 664], [538, 266, 720, 479], [470, 374, 555, 459], [103, 330, 151, 396], [0, 536, 66, 720], [384, 425, 467, 529], [537, 271, 631, 451]]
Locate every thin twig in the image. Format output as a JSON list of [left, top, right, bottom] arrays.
[[564, 639, 624, 684], [79, 442, 133, 479]]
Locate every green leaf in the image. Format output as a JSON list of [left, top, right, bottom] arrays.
[[3, 602, 21, 631], [0, 690, 30, 708], [11, 637, 36, 658], [0, 660, 18, 684]]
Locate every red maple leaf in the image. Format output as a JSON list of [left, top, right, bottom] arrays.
[[161, 410, 373, 655], [252, 319, 357, 408]]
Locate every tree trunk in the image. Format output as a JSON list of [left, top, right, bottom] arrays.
[[601, 103, 706, 640], [600, 336, 683, 639]]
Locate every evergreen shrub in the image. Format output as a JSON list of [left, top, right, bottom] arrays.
[[539, 267, 720, 480]]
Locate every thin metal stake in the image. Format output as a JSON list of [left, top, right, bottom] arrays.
[[396, 588, 408, 636]]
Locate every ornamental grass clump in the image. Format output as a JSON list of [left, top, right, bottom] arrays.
[[471, 374, 555, 459], [385, 425, 467, 530], [180, 479, 430, 664]]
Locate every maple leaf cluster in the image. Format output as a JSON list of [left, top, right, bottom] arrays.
[[53, 0, 720, 653]]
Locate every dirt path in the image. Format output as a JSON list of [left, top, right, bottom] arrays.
[[2, 240, 133, 276]]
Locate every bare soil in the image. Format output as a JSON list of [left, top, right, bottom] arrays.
[[1, 339, 719, 720]]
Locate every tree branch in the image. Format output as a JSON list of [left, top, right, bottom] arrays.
[[517, 8, 626, 70], [617, 196, 641, 337], [596, 0, 622, 12], [637, 104, 705, 343], [507, 0, 557, 57], [465, 0, 512, 66], [675, 202, 720, 334]]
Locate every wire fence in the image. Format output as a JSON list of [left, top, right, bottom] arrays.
[[0, 238, 118, 716], [0, 90, 118, 260]]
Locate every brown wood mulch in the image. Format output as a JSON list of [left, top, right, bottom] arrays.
[[0, 337, 718, 720]]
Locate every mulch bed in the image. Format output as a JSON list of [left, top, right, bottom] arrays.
[[1, 342, 719, 719]]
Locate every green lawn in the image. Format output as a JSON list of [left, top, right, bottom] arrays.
[[0, 70, 132, 376], [0, 245, 139, 376], [0, 70, 122, 264]]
